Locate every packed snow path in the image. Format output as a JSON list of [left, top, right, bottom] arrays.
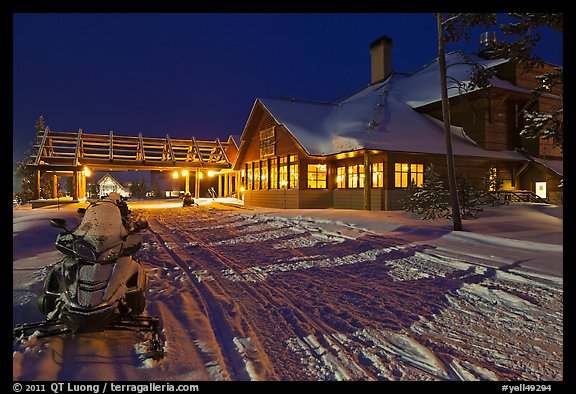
[[13, 203, 562, 381]]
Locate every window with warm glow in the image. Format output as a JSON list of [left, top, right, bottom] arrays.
[[488, 166, 498, 191], [270, 158, 278, 189], [279, 157, 288, 188], [254, 162, 260, 190], [261, 160, 268, 189], [348, 165, 358, 188], [289, 155, 298, 189], [336, 167, 346, 188], [372, 163, 383, 187], [410, 164, 424, 186], [246, 163, 253, 190], [347, 165, 364, 188], [395, 162, 424, 187], [307, 164, 327, 189]]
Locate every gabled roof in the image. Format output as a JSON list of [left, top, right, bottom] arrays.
[[97, 173, 125, 188], [517, 151, 563, 176], [253, 51, 529, 161]]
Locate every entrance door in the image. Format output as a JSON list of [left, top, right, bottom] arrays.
[[535, 182, 547, 199]]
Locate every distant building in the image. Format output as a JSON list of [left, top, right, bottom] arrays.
[[97, 173, 130, 198], [233, 35, 562, 210]]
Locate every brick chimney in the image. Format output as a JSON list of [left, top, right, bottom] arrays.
[[369, 35, 393, 84]]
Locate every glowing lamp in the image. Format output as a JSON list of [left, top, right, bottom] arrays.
[[172, 171, 179, 179], [181, 169, 189, 176], [83, 167, 91, 177]]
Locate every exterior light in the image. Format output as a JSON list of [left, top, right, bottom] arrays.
[[240, 187, 245, 193], [208, 171, 215, 177], [172, 171, 179, 179], [83, 167, 91, 177], [198, 172, 204, 179], [181, 169, 189, 176]]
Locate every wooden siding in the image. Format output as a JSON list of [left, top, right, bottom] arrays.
[[384, 189, 410, 211], [520, 164, 563, 205], [333, 189, 364, 210], [333, 189, 385, 210], [299, 190, 332, 209], [495, 62, 562, 96], [244, 189, 298, 209]]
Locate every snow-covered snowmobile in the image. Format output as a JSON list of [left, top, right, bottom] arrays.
[[182, 193, 194, 207], [13, 193, 164, 360]]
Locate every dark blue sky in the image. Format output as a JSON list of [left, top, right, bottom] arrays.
[[12, 13, 563, 166]]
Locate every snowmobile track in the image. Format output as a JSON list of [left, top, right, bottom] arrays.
[[146, 220, 269, 380], [146, 211, 455, 381]]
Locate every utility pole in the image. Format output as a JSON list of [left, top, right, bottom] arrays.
[[437, 13, 463, 231]]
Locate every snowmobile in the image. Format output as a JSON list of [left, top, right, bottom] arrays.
[[182, 193, 194, 207], [13, 193, 164, 360]]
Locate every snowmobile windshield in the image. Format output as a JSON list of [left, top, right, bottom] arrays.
[[72, 239, 123, 263], [71, 199, 128, 259]]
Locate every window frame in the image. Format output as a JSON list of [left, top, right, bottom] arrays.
[[394, 162, 424, 188], [307, 163, 327, 189]]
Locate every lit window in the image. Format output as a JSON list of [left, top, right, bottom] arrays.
[[348, 165, 358, 188], [336, 167, 346, 188], [488, 166, 498, 191], [347, 165, 364, 188], [372, 163, 383, 188], [307, 164, 327, 189], [395, 162, 424, 188], [246, 163, 253, 190], [289, 155, 298, 189], [279, 157, 288, 188], [410, 164, 424, 187], [261, 161, 268, 189], [254, 162, 260, 190], [270, 158, 278, 189]]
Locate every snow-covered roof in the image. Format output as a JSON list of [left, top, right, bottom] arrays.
[[256, 51, 525, 161], [97, 173, 124, 187], [530, 156, 563, 176], [391, 51, 510, 108]]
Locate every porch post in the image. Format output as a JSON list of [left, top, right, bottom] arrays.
[[53, 174, 58, 198], [363, 151, 371, 210], [36, 170, 41, 199], [80, 172, 86, 199], [194, 169, 200, 199]]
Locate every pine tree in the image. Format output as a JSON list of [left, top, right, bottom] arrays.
[[152, 181, 162, 198], [15, 116, 51, 202], [15, 146, 36, 202], [130, 178, 148, 199], [481, 167, 505, 206], [402, 164, 450, 220], [457, 173, 484, 219]]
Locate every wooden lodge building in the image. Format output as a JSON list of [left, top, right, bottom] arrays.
[[233, 35, 563, 210]]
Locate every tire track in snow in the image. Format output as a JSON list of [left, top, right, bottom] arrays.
[[148, 210, 385, 380], [145, 218, 272, 380], [138, 208, 562, 381]]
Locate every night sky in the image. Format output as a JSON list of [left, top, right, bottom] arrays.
[[12, 13, 563, 174]]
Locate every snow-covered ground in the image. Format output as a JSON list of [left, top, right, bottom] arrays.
[[13, 199, 563, 381]]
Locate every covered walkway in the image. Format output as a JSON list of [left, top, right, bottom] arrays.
[[28, 127, 239, 200]]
